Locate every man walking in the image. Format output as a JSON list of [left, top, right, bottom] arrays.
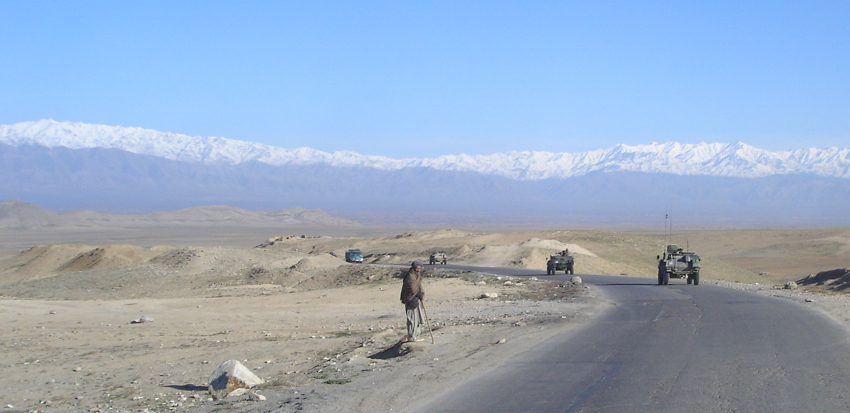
[[400, 261, 425, 342]]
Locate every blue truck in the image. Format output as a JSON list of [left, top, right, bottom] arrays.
[[345, 248, 364, 263]]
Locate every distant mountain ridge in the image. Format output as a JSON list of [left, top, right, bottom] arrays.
[[3, 119, 848, 180], [1, 143, 848, 226]]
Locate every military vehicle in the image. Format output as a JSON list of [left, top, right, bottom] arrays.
[[345, 248, 364, 263], [657, 244, 700, 285], [546, 249, 575, 275], [429, 252, 447, 265]]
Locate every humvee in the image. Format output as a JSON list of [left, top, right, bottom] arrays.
[[547, 249, 575, 275], [657, 244, 700, 285], [429, 252, 447, 265]]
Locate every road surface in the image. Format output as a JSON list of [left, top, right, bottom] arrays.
[[415, 266, 850, 412]]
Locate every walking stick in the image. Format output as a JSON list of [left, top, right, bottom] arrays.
[[420, 299, 435, 344]]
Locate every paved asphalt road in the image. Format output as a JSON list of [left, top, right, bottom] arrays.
[[415, 265, 850, 412]]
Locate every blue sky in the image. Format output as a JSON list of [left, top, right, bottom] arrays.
[[1, 1, 848, 158]]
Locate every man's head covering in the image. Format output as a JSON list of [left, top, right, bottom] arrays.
[[412, 260, 423, 268]]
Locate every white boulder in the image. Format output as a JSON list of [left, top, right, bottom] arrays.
[[208, 360, 265, 400]]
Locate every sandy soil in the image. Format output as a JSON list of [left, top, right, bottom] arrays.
[[0, 227, 848, 412], [0, 272, 599, 413]]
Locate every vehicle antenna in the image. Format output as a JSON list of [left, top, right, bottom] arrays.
[[670, 209, 674, 246]]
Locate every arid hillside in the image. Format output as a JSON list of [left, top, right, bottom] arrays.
[[671, 228, 850, 281], [0, 229, 783, 300]]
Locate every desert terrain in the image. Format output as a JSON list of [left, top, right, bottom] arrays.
[[1, 219, 849, 412]]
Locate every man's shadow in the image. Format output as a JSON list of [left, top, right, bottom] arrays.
[[369, 340, 419, 360]]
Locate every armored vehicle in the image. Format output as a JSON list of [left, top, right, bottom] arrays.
[[657, 244, 700, 285], [547, 249, 575, 275], [429, 252, 447, 265], [345, 248, 364, 263]]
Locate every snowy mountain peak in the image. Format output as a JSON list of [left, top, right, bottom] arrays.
[[1, 119, 848, 180]]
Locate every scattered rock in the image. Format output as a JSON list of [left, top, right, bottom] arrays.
[[784, 281, 798, 290], [248, 391, 266, 401], [131, 315, 155, 324], [496, 338, 506, 344], [229, 388, 249, 398], [208, 360, 265, 400], [48, 310, 56, 315], [479, 292, 499, 299], [570, 276, 582, 284]]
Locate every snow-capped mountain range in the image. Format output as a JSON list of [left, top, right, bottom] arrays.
[[1, 119, 848, 180]]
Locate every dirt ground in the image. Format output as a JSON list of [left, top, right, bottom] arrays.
[[0, 227, 848, 412]]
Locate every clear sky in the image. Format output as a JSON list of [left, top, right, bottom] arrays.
[[1, 1, 848, 158]]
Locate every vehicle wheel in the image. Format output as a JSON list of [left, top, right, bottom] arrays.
[[687, 276, 693, 285], [442, 260, 446, 265], [663, 272, 670, 285], [693, 271, 700, 286], [658, 269, 664, 285]]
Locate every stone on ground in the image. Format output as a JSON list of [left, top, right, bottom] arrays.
[[208, 360, 265, 400]]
